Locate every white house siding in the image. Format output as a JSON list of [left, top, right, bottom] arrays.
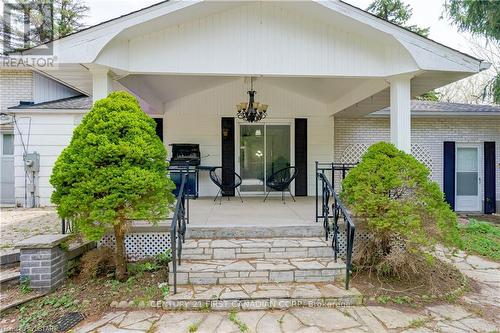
[[98, 1, 417, 76], [334, 117, 500, 210], [0, 69, 33, 111], [164, 79, 333, 196], [13, 112, 83, 206], [33, 72, 80, 104]]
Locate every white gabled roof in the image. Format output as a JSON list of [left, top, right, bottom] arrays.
[[11, 0, 489, 112], [16, 0, 484, 72]]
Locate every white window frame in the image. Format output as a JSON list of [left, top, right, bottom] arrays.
[[455, 142, 483, 212]]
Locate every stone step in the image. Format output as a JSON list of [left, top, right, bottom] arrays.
[[182, 237, 333, 260], [161, 282, 362, 310], [187, 225, 324, 239], [169, 258, 345, 285], [0, 267, 20, 291]]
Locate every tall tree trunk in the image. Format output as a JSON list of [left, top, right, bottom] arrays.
[[114, 223, 127, 281]]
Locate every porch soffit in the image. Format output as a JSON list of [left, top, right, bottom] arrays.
[[116, 75, 388, 108], [117, 71, 472, 118], [333, 70, 474, 118]]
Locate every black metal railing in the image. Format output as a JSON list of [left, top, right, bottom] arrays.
[[317, 171, 356, 290], [315, 162, 357, 222], [170, 172, 190, 294]]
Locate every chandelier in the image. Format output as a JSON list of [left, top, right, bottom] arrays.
[[236, 78, 268, 123]]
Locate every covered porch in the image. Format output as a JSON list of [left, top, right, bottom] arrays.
[[43, 1, 485, 179], [42, 0, 486, 217], [188, 196, 315, 227]]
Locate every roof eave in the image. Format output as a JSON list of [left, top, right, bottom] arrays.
[[369, 111, 500, 117], [324, 0, 483, 73]]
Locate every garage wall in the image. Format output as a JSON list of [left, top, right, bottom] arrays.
[[13, 112, 83, 207], [164, 78, 334, 196]]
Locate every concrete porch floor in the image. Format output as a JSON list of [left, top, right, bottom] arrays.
[[188, 196, 316, 226]]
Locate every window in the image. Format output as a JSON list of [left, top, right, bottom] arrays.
[[2, 134, 14, 155]]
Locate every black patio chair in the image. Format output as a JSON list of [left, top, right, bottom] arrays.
[[263, 166, 298, 203], [209, 167, 243, 204]]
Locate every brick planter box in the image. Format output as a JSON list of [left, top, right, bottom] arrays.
[[16, 234, 70, 292]]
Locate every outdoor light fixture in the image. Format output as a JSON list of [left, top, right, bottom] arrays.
[[236, 77, 268, 123]]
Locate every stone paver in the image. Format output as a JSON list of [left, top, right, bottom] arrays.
[[0, 208, 60, 255], [182, 237, 332, 260], [435, 245, 500, 325], [75, 304, 500, 333], [170, 257, 345, 284], [366, 306, 425, 329]]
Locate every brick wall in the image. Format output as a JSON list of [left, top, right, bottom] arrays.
[[0, 69, 33, 111], [334, 116, 500, 211]]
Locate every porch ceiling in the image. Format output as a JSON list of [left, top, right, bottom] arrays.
[[117, 74, 386, 107], [334, 70, 473, 117]]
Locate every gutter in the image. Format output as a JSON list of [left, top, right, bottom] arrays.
[[368, 111, 500, 117], [479, 61, 492, 72]]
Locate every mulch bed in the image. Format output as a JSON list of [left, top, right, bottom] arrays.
[[0, 268, 167, 332], [350, 263, 466, 307]]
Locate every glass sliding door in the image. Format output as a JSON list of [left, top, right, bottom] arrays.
[[239, 125, 265, 192], [266, 125, 291, 187], [239, 124, 291, 194]]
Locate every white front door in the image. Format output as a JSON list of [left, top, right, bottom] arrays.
[[0, 132, 15, 206], [455, 144, 481, 212]]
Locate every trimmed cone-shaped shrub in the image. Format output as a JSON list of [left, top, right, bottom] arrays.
[[50, 91, 175, 280], [341, 142, 461, 279]]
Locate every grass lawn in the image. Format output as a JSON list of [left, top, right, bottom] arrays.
[[459, 219, 500, 261]]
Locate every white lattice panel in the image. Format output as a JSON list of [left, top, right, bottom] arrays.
[[328, 228, 405, 259], [340, 144, 369, 164], [99, 232, 171, 261], [411, 144, 433, 176], [340, 143, 432, 175], [328, 228, 371, 259]]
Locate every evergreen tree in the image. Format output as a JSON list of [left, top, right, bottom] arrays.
[[1, 0, 88, 53], [50, 92, 175, 280], [444, 0, 499, 104], [367, 0, 430, 37]]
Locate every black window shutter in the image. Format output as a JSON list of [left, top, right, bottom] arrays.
[[295, 118, 308, 196], [221, 117, 235, 196], [443, 141, 456, 210], [153, 118, 163, 141], [484, 141, 496, 214]]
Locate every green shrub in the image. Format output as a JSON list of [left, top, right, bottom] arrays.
[[155, 248, 172, 266], [341, 142, 461, 279], [50, 91, 175, 280]]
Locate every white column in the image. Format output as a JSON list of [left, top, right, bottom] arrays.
[[91, 68, 112, 103], [389, 75, 412, 153]]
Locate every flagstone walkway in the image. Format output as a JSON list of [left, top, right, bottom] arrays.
[[74, 304, 499, 333], [74, 248, 500, 333]]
